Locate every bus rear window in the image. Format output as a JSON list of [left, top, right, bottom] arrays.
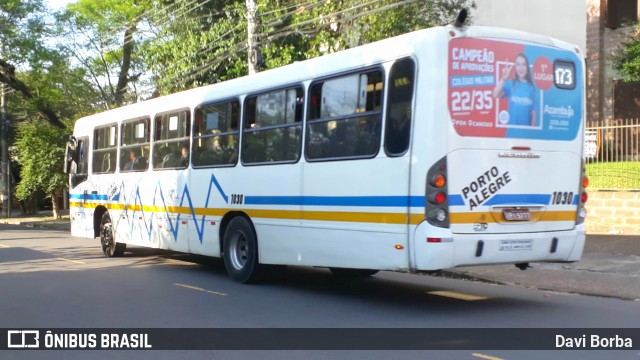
[[448, 38, 582, 141]]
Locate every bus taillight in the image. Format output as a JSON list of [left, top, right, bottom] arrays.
[[426, 156, 449, 228], [430, 209, 447, 222], [581, 191, 588, 204], [576, 161, 588, 225], [428, 191, 446, 205], [431, 174, 446, 188]]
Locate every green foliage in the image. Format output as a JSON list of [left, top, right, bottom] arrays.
[[0, 0, 46, 64], [9, 51, 100, 122], [57, 0, 153, 106], [145, 0, 475, 94], [4, 0, 476, 206], [14, 120, 70, 201], [614, 29, 640, 82], [143, 0, 248, 94], [586, 161, 640, 190]]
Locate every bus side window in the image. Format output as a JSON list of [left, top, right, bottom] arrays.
[[152, 110, 191, 170], [121, 117, 150, 172], [385, 58, 415, 156], [192, 100, 240, 167], [306, 70, 383, 161], [241, 87, 303, 164], [76, 138, 88, 175], [92, 125, 117, 174]]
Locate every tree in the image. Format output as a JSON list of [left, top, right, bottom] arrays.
[[614, 28, 640, 82], [143, 0, 248, 95], [57, 0, 153, 107], [0, 0, 65, 128], [144, 0, 475, 94], [14, 120, 70, 218]]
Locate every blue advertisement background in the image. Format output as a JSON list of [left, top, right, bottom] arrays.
[[506, 46, 583, 141]]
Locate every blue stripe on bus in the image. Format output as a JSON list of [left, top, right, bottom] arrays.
[[69, 193, 119, 201], [245, 196, 425, 207], [484, 194, 551, 206], [449, 194, 554, 207], [448, 195, 465, 206], [71, 192, 562, 208]]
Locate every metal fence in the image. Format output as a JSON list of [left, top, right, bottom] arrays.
[[585, 118, 640, 190]]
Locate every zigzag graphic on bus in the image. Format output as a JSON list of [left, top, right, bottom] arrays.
[[114, 181, 152, 241], [117, 173, 229, 244]]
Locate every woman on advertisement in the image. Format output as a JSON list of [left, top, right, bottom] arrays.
[[493, 53, 538, 127]]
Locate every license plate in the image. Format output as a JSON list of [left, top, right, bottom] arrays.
[[499, 239, 533, 251], [502, 208, 531, 221]]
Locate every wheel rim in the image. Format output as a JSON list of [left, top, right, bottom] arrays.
[[228, 231, 248, 270], [101, 220, 114, 255]]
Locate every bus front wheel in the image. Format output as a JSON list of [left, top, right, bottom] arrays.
[[100, 212, 126, 257], [223, 216, 262, 283]]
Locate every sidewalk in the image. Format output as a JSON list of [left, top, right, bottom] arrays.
[[1, 211, 639, 300], [448, 234, 640, 301], [0, 210, 71, 231]]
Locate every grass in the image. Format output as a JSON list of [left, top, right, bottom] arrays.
[[585, 161, 640, 190]]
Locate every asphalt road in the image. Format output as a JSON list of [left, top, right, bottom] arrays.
[[0, 224, 639, 360]]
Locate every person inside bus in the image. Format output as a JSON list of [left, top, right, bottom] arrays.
[[123, 149, 138, 171], [493, 53, 538, 127], [180, 145, 189, 167]]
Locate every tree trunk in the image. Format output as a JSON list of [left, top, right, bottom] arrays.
[[51, 191, 60, 219], [246, 0, 261, 75], [113, 23, 137, 106]]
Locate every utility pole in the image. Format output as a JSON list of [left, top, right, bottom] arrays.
[[0, 38, 8, 218], [246, 0, 261, 75]]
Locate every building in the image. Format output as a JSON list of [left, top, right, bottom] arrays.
[[474, 0, 640, 126], [472, 0, 586, 53]]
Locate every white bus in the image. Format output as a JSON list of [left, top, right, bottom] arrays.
[[65, 21, 589, 283]]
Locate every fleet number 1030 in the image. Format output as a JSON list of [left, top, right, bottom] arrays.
[[451, 90, 494, 112], [551, 191, 574, 205]]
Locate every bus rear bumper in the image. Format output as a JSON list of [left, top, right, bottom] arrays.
[[412, 222, 586, 271]]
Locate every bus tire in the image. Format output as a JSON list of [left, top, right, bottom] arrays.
[[223, 216, 262, 284], [100, 212, 125, 257], [329, 268, 379, 278]]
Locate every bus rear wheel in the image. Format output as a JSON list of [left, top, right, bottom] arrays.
[[100, 212, 125, 257], [223, 216, 263, 283]]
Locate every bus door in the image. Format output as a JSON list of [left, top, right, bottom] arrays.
[[66, 136, 92, 238]]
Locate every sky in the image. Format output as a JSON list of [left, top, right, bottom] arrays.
[[45, 0, 73, 11]]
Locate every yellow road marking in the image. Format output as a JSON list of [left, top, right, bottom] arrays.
[[426, 290, 488, 301], [206, 290, 228, 296], [472, 353, 505, 360], [174, 283, 206, 292], [0, 243, 10, 248], [174, 283, 227, 296], [57, 257, 86, 265]]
